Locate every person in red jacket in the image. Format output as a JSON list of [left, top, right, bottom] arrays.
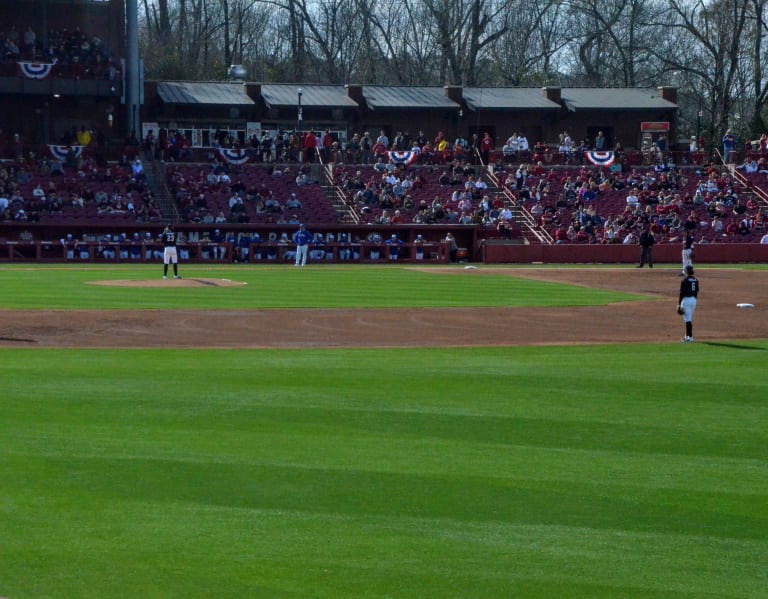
[[480, 132, 494, 164], [302, 131, 317, 162]]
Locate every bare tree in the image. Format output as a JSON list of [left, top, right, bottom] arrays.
[[747, 0, 768, 134], [659, 0, 750, 142], [419, 0, 510, 85], [562, 0, 662, 87], [491, 0, 565, 86]]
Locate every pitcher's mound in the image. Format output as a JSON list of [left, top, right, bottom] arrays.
[[89, 278, 246, 288]]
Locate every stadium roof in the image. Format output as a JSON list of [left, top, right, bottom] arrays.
[[463, 88, 560, 111], [560, 88, 677, 111], [363, 86, 459, 110], [261, 84, 358, 109], [157, 82, 255, 106]]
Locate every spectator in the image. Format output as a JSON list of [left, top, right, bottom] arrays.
[[386, 234, 404, 260], [594, 130, 606, 151], [76, 126, 92, 147], [286, 193, 302, 210], [722, 129, 736, 163], [501, 133, 518, 164]]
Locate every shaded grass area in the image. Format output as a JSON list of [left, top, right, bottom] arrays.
[[1, 344, 767, 597], [0, 264, 650, 309]]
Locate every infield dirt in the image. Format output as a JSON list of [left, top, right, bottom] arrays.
[[0, 268, 764, 348]]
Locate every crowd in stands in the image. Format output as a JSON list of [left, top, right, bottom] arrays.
[[512, 159, 768, 245], [0, 152, 161, 225], [167, 159, 332, 225], [1, 117, 767, 249], [329, 142, 768, 246], [0, 23, 118, 80]]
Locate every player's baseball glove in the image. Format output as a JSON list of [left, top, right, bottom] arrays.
[[677, 306, 685, 315]]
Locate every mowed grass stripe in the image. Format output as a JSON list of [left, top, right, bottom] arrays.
[[1, 344, 767, 597], [0, 264, 648, 309]]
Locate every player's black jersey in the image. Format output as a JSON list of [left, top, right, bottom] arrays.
[[679, 276, 699, 300], [162, 230, 177, 247], [684, 235, 694, 250]]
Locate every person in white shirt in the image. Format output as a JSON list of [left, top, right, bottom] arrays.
[[626, 192, 639, 207], [502, 135, 518, 161]]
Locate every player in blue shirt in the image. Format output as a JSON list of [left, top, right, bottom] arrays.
[[292, 224, 313, 266]]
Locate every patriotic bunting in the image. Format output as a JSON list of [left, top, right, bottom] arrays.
[[48, 145, 84, 161], [584, 151, 615, 166], [217, 148, 250, 165], [18, 61, 56, 79], [388, 150, 419, 165]]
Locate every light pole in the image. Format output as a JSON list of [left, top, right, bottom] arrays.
[[297, 88, 303, 163], [696, 109, 702, 144]]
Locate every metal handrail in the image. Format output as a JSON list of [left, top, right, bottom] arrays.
[[320, 159, 361, 224], [486, 168, 554, 244]]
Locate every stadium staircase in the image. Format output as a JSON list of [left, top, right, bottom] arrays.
[[485, 167, 554, 245], [321, 160, 361, 223], [148, 159, 178, 222]]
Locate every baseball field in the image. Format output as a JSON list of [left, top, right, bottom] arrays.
[[1, 263, 766, 598]]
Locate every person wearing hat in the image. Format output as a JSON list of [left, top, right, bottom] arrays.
[[61, 233, 76, 260], [101, 233, 116, 260], [251, 233, 263, 260], [413, 234, 426, 260], [386, 233, 404, 261], [209, 227, 226, 260], [678, 265, 699, 342], [160, 225, 181, 279], [292, 223, 313, 266]]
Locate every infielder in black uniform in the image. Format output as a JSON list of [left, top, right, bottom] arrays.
[[678, 264, 699, 342], [681, 232, 695, 276], [161, 225, 181, 279]]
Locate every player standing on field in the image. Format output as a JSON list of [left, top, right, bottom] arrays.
[[161, 225, 181, 279], [681, 231, 695, 276], [678, 264, 698, 342], [292, 223, 312, 267]]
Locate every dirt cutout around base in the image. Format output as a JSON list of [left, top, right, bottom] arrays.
[[0, 268, 765, 348]]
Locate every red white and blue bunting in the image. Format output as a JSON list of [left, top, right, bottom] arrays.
[[217, 148, 250, 165], [48, 145, 84, 161], [18, 61, 56, 79], [388, 149, 419, 165], [584, 151, 615, 166]]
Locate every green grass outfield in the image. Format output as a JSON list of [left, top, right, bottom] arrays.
[[0, 264, 766, 598], [0, 263, 648, 309]]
